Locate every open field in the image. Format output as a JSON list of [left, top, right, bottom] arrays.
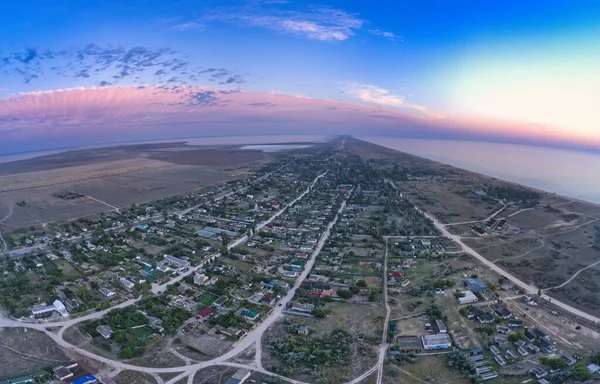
[[114, 370, 158, 384], [383, 356, 470, 384], [0, 328, 70, 380], [404, 181, 504, 224], [0, 143, 271, 231]]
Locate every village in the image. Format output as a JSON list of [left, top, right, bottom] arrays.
[[0, 141, 600, 384]]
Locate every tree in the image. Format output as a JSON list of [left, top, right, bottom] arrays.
[[313, 308, 326, 318], [571, 362, 593, 381], [356, 280, 367, 287], [539, 357, 567, 370], [337, 290, 353, 299]]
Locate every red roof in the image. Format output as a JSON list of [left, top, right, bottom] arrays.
[[391, 272, 404, 279], [197, 307, 215, 318]]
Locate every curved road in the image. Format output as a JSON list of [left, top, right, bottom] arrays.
[[0, 172, 338, 384]]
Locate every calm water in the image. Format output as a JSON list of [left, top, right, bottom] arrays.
[[240, 144, 313, 152], [0, 135, 329, 164], [360, 137, 600, 204]]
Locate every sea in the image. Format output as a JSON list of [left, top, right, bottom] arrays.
[[360, 137, 600, 205], [2, 134, 599, 205]]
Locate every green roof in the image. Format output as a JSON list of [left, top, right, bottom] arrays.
[[241, 310, 259, 318]]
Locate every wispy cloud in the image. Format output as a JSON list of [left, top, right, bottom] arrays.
[[172, 22, 206, 32], [369, 29, 402, 42], [340, 82, 405, 107], [339, 82, 444, 118], [204, 6, 364, 41]]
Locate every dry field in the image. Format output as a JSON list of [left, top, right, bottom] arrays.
[[114, 370, 158, 384], [403, 181, 504, 224], [0, 328, 70, 380], [0, 143, 270, 231]]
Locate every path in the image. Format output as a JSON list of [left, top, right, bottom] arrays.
[[444, 203, 507, 227], [543, 259, 600, 291], [85, 195, 121, 213], [385, 179, 600, 325], [376, 238, 391, 384]]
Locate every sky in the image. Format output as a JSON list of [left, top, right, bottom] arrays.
[[0, 0, 599, 154]]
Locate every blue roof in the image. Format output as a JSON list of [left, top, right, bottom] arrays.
[[72, 375, 97, 384]]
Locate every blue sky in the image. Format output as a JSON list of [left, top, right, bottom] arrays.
[[1, 0, 599, 154]]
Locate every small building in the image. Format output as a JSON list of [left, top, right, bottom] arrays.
[[494, 355, 506, 366], [194, 273, 209, 285], [435, 319, 447, 333], [96, 325, 113, 339], [530, 366, 548, 379], [164, 254, 190, 270], [225, 368, 251, 384], [496, 325, 510, 334], [291, 302, 315, 313], [477, 312, 494, 324], [53, 366, 74, 381], [561, 355, 576, 367], [458, 290, 479, 305], [508, 319, 523, 328], [421, 333, 452, 350], [490, 345, 501, 356], [120, 277, 135, 290], [298, 325, 309, 336], [241, 310, 260, 322], [1, 376, 33, 384], [464, 278, 489, 293], [588, 364, 600, 374], [494, 308, 512, 319], [99, 287, 116, 298], [197, 307, 215, 320]]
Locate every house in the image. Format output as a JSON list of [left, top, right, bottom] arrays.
[[496, 325, 510, 334], [464, 278, 489, 293], [225, 368, 251, 384], [540, 339, 556, 354], [458, 290, 479, 304], [524, 329, 537, 342], [96, 325, 113, 339], [421, 333, 452, 350], [480, 371, 499, 381], [241, 310, 260, 322], [494, 308, 511, 319], [477, 312, 494, 324], [588, 364, 600, 374], [291, 302, 315, 313], [490, 345, 501, 355], [273, 280, 290, 291], [505, 350, 518, 360], [99, 287, 116, 298], [435, 319, 447, 333], [495, 355, 506, 366], [209, 276, 219, 286], [534, 329, 550, 341], [163, 254, 190, 271], [561, 355, 576, 367], [508, 319, 523, 328], [530, 366, 548, 379], [53, 366, 74, 381], [194, 273, 209, 285], [420, 239, 431, 246], [468, 307, 483, 320], [120, 277, 135, 290], [197, 307, 215, 320], [298, 325, 309, 336]]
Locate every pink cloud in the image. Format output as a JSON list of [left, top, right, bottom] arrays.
[[0, 86, 599, 153]]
